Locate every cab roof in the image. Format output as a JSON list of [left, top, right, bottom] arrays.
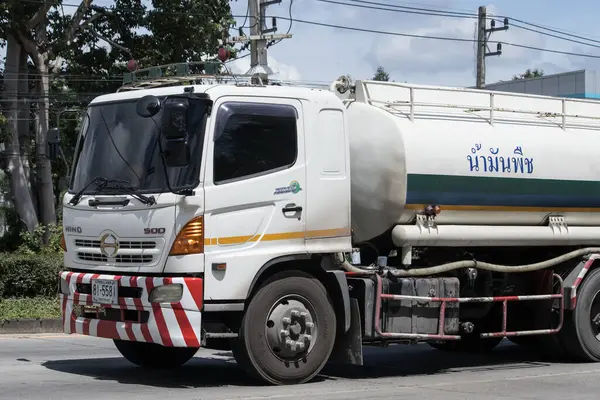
[[88, 83, 340, 106]]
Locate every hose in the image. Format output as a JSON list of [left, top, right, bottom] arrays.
[[334, 253, 377, 274], [335, 247, 600, 277]]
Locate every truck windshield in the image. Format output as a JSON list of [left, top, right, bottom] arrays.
[[69, 97, 207, 195]]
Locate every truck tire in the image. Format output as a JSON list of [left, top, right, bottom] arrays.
[[233, 273, 337, 385], [557, 268, 600, 361], [113, 339, 199, 369]]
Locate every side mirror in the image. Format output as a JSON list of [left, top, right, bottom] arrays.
[[47, 127, 61, 162], [161, 101, 190, 167]]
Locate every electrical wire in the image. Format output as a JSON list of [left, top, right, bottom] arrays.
[[18, 0, 249, 19], [317, 0, 478, 19], [272, 16, 600, 59], [318, 0, 600, 50], [340, 0, 475, 17], [508, 21, 600, 50], [499, 15, 600, 46], [267, 0, 294, 48], [12, 0, 600, 60]]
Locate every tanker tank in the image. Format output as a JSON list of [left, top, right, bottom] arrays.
[[334, 79, 600, 248]]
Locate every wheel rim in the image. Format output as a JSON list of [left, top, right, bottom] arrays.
[[264, 294, 318, 361], [590, 290, 600, 342]]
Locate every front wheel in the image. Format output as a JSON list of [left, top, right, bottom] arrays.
[[233, 272, 337, 385], [113, 339, 199, 369]]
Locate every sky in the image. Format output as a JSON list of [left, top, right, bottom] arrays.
[[3, 0, 600, 88], [225, 0, 600, 86]]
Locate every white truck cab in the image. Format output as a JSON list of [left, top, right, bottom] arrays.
[[59, 78, 353, 383]]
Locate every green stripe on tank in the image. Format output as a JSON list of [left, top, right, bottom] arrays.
[[406, 174, 600, 208]]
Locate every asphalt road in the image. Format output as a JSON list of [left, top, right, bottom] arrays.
[[1, 334, 600, 400]]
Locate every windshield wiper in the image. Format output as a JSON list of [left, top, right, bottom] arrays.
[[69, 177, 156, 206], [69, 177, 123, 205], [96, 183, 156, 206]]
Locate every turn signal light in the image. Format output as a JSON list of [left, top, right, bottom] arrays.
[[169, 216, 205, 256], [60, 233, 67, 252]]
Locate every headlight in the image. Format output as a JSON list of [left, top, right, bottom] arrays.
[[149, 284, 184, 303]]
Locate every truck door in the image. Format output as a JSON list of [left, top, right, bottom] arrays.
[[202, 97, 307, 303]]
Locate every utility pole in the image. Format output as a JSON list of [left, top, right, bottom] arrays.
[[476, 6, 509, 88], [230, 0, 293, 84], [249, 0, 260, 69]]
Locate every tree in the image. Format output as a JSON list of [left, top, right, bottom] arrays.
[[373, 66, 390, 81], [0, 0, 237, 245], [512, 68, 544, 80]]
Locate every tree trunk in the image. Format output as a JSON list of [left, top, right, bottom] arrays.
[[31, 23, 57, 245], [35, 58, 57, 235], [17, 46, 32, 189], [2, 34, 40, 233]]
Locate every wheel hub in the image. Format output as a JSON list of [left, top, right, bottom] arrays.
[[265, 297, 317, 360]]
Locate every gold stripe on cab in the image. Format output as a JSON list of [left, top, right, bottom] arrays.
[[203, 228, 351, 246]]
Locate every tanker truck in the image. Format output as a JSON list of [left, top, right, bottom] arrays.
[[55, 67, 600, 386]]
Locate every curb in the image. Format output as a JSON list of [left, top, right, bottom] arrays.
[[0, 319, 63, 334]]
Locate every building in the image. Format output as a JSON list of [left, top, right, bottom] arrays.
[[481, 69, 600, 100]]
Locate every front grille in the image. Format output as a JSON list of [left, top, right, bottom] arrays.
[[75, 239, 156, 249], [77, 252, 153, 264]]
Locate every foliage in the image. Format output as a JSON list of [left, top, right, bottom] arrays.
[[0, 253, 63, 298], [1, 0, 239, 249], [373, 66, 390, 81], [0, 296, 61, 322], [512, 68, 544, 80], [17, 223, 64, 255]]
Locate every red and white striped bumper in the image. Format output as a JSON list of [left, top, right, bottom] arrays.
[[59, 271, 204, 348]]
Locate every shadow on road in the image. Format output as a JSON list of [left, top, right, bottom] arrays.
[[320, 341, 554, 380], [42, 340, 556, 388]]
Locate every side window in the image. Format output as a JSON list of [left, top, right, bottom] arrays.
[[213, 102, 298, 184]]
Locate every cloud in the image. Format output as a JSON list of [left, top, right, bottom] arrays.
[[224, 1, 600, 88], [364, 4, 560, 86], [227, 54, 302, 81]]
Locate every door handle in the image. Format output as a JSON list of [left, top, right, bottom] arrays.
[[282, 204, 303, 213]]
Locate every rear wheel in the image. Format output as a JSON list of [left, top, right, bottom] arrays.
[[557, 268, 600, 361], [233, 272, 337, 385], [113, 339, 199, 369]]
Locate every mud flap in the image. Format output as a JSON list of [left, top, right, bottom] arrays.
[[328, 298, 364, 365]]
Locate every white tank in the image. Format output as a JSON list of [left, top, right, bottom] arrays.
[[337, 80, 600, 245]]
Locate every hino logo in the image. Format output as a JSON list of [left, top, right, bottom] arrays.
[[65, 226, 82, 234], [99, 233, 120, 258]]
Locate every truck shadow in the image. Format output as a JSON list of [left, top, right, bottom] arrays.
[[320, 340, 554, 380], [41, 340, 555, 388]]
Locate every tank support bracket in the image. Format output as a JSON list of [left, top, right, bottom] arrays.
[[372, 273, 564, 340]]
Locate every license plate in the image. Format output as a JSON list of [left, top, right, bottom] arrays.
[[91, 279, 118, 305]]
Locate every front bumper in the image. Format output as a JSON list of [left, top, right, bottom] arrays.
[[58, 271, 203, 348]]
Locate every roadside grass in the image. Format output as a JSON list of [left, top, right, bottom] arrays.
[[0, 297, 61, 322]]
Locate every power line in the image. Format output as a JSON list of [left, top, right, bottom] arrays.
[[268, 0, 294, 48], [341, 0, 475, 17], [18, 0, 249, 18], [508, 21, 600, 50], [273, 16, 600, 59], [17, 0, 600, 50], [320, 0, 600, 51], [500, 16, 600, 46], [317, 0, 477, 18], [6, 0, 600, 66]]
